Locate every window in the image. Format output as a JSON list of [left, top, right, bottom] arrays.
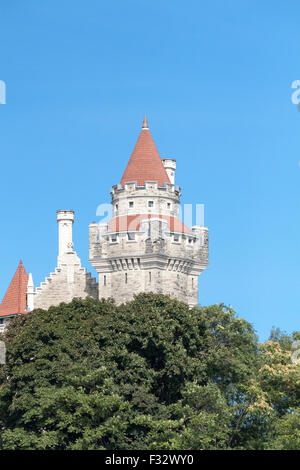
[[111, 235, 118, 243], [104, 275, 106, 286], [148, 201, 154, 208], [173, 234, 179, 242], [167, 203, 171, 209], [192, 278, 194, 288], [128, 232, 135, 241], [0, 319, 3, 325], [115, 204, 118, 211], [125, 273, 128, 284], [129, 201, 134, 208], [149, 272, 151, 283]]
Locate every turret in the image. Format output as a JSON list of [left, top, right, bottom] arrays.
[[89, 117, 209, 307], [57, 210, 74, 265]]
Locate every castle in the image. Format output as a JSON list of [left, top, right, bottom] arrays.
[[0, 117, 208, 332]]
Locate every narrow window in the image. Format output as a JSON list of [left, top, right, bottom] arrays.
[[115, 204, 118, 211], [167, 203, 171, 209], [104, 275, 106, 286], [192, 278, 194, 288], [129, 201, 134, 208], [149, 272, 151, 283], [128, 232, 135, 241], [148, 201, 154, 208], [125, 273, 128, 284]]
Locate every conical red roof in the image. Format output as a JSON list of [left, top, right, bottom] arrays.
[[120, 117, 170, 187], [0, 261, 28, 317]]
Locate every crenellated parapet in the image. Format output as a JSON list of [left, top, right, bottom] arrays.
[[89, 216, 208, 307], [89, 116, 209, 307], [110, 181, 181, 219]]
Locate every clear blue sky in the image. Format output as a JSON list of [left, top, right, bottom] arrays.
[[0, 0, 299, 341]]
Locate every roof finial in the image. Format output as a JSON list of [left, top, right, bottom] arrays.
[[27, 273, 34, 288], [142, 114, 149, 130]]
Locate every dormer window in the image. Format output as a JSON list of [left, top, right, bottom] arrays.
[[148, 201, 154, 208]]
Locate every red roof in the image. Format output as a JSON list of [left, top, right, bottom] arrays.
[[108, 214, 192, 235], [120, 120, 170, 187], [0, 260, 28, 317]]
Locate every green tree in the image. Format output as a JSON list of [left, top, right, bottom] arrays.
[[0, 294, 299, 450]]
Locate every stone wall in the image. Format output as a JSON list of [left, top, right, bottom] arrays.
[[111, 182, 181, 219], [34, 253, 98, 311], [90, 218, 208, 307]]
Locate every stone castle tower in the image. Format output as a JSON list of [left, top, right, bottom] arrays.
[[89, 116, 208, 307], [0, 116, 209, 331]]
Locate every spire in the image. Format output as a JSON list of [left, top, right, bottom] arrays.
[[0, 260, 29, 317], [27, 273, 34, 288], [26, 273, 35, 312], [120, 118, 170, 187], [142, 114, 149, 130]]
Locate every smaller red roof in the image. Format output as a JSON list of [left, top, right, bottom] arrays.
[[0, 260, 28, 317], [107, 214, 192, 235]]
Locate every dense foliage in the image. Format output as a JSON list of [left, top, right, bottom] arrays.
[[0, 294, 299, 450]]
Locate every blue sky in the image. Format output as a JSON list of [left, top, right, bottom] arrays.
[[0, 0, 299, 341]]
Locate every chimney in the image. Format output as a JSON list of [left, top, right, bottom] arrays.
[[162, 158, 176, 184], [57, 210, 75, 261]]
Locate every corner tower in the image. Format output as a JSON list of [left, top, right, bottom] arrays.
[[89, 116, 208, 306]]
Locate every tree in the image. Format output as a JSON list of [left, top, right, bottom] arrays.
[[0, 294, 299, 450]]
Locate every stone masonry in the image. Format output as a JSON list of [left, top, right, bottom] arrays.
[[0, 116, 209, 329], [32, 210, 98, 310], [89, 116, 208, 307]]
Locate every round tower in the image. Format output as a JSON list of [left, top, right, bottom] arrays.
[[89, 117, 209, 307]]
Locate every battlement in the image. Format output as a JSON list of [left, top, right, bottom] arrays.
[[89, 218, 208, 275], [111, 181, 181, 199], [110, 182, 181, 220]]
